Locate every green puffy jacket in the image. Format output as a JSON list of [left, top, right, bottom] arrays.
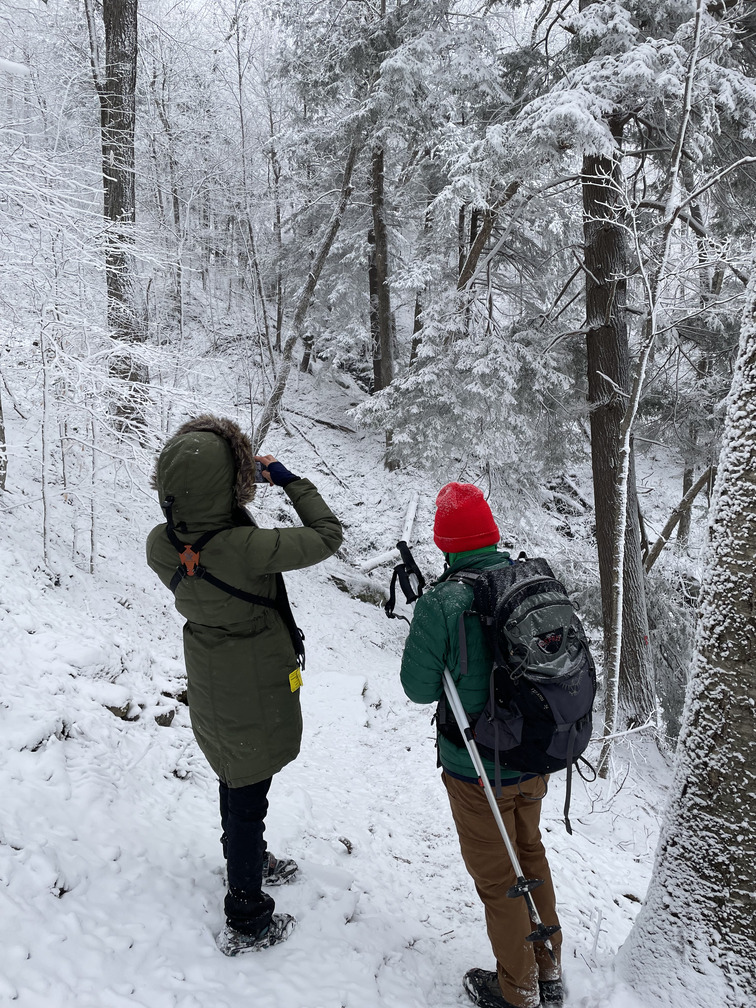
[[400, 548, 520, 781], [146, 417, 343, 788]]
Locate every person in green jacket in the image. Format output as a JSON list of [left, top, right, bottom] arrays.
[[146, 415, 342, 956], [400, 483, 563, 1008]]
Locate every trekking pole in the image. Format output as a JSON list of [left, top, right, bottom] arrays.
[[442, 667, 560, 958]]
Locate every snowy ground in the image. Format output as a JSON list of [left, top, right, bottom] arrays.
[[1, 367, 671, 1008]]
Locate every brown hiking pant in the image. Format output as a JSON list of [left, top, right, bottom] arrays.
[[443, 772, 562, 1008]]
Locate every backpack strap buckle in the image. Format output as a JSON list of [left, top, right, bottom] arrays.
[[178, 544, 202, 577]]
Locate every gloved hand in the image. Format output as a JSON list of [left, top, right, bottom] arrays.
[[255, 455, 300, 488]]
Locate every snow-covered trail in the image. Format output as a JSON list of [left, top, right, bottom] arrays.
[[0, 531, 660, 1008], [0, 380, 663, 1008]]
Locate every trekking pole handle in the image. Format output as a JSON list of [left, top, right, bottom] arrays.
[[396, 539, 415, 567], [396, 541, 425, 588]]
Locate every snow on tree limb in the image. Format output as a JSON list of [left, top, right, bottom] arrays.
[[0, 58, 30, 77]]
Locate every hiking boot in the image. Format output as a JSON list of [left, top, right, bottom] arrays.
[[216, 913, 297, 956], [463, 969, 524, 1008], [262, 851, 299, 886], [539, 979, 564, 1006]]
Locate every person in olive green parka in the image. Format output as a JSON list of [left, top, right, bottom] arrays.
[[146, 414, 342, 955]]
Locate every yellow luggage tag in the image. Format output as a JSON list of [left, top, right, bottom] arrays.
[[289, 667, 303, 692]]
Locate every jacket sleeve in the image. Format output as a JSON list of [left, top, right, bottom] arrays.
[[400, 589, 450, 704], [238, 478, 343, 574]]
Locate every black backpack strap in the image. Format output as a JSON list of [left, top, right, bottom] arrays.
[[161, 496, 306, 669], [168, 529, 225, 592], [458, 610, 473, 676], [562, 723, 579, 835], [272, 572, 306, 669], [562, 727, 596, 833], [490, 673, 504, 796], [197, 569, 305, 669]]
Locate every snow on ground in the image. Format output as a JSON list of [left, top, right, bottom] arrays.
[[1, 366, 669, 1008]]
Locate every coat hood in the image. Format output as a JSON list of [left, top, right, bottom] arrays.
[[151, 415, 257, 531]]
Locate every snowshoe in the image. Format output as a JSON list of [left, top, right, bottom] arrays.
[[463, 969, 523, 1008], [216, 913, 297, 956], [262, 851, 299, 886]]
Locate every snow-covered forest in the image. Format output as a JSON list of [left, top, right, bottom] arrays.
[[1, 1, 754, 1006]]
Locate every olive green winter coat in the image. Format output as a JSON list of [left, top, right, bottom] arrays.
[[146, 417, 343, 788]]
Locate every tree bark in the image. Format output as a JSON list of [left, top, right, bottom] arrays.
[[582, 123, 655, 727], [408, 291, 423, 369], [618, 272, 756, 1005], [676, 462, 695, 545], [100, 1, 139, 337], [86, 0, 147, 428], [369, 144, 394, 393]]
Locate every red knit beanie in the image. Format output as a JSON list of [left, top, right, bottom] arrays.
[[433, 482, 500, 553]]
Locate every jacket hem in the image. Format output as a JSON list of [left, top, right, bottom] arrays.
[[219, 752, 299, 789]]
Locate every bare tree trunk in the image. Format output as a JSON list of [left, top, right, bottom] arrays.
[[149, 66, 184, 329], [253, 137, 362, 452], [368, 143, 399, 469], [582, 123, 655, 732], [86, 0, 147, 428], [408, 292, 423, 369], [457, 205, 466, 278], [102, 0, 138, 333], [645, 466, 716, 572], [369, 144, 394, 393], [408, 190, 436, 367], [676, 462, 695, 545], [618, 272, 756, 1006], [269, 121, 285, 354]]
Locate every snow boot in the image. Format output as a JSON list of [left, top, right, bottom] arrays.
[[216, 913, 297, 956], [463, 969, 527, 1008], [262, 851, 299, 886], [539, 979, 564, 1006]]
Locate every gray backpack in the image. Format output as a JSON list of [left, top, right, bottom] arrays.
[[439, 555, 596, 832]]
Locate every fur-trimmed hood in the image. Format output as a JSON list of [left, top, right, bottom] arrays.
[[151, 415, 257, 530]]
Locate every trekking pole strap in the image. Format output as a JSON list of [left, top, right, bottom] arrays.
[[385, 541, 426, 622], [385, 567, 410, 623], [396, 541, 426, 596], [562, 723, 579, 835]]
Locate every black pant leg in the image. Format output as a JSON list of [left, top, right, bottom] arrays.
[[222, 777, 275, 935], [219, 781, 229, 858]]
